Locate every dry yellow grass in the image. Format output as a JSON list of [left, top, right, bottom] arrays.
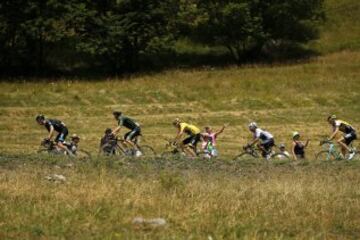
[[0, 159, 359, 239]]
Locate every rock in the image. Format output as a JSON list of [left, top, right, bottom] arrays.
[[45, 174, 66, 183], [147, 218, 167, 226], [132, 217, 167, 227]]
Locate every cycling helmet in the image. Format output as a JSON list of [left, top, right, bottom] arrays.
[[248, 122, 257, 129], [36, 114, 45, 122], [327, 115, 337, 121], [71, 134, 80, 140], [105, 128, 112, 135], [292, 131, 300, 138], [173, 118, 181, 125], [113, 111, 122, 117], [279, 143, 286, 149]]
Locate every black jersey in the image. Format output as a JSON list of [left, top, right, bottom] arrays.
[[45, 119, 67, 133], [117, 115, 140, 130], [294, 142, 305, 156]]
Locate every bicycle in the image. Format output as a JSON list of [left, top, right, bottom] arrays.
[[315, 140, 359, 161], [37, 139, 91, 159], [99, 136, 155, 158], [233, 144, 290, 161], [160, 139, 207, 159]]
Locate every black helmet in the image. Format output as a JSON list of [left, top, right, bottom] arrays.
[[36, 114, 45, 122], [105, 128, 112, 135], [113, 111, 122, 117]]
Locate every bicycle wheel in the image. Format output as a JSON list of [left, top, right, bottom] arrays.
[[76, 150, 91, 159], [315, 150, 336, 161], [233, 152, 258, 161], [37, 148, 49, 154], [197, 151, 211, 160], [271, 153, 290, 160], [139, 145, 156, 158], [160, 150, 186, 159]]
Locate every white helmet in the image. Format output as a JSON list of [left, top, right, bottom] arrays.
[[292, 131, 300, 138], [248, 122, 257, 129]]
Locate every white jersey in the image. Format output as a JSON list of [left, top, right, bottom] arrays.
[[254, 128, 273, 142]]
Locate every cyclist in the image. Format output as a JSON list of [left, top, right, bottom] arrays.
[[172, 118, 201, 157], [65, 134, 80, 155], [246, 122, 275, 160], [36, 114, 70, 154], [327, 115, 357, 160], [99, 128, 117, 155], [201, 124, 226, 158], [112, 111, 141, 156], [291, 132, 309, 160]]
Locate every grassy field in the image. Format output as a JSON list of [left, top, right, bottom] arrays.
[[1, 156, 360, 239], [0, 50, 360, 239], [310, 0, 360, 53], [1, 51, 359, 156]]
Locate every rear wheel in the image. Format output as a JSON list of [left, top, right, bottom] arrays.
[[76, 150, 91, 159], [233, 152, 258, 161], [100, 143, 126, 157], [161, 149, 186, 159], [271, 153, 290, 160], [316, 150, 337, 161]]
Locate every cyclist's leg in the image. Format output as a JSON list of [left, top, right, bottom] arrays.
[[191, 134, 201, 154], [124, 128, 141, 152], [55, 129, 70, 154], [262, 139, 274, 159], [337, 134, 354, 155], [182, 136, 196, 157]]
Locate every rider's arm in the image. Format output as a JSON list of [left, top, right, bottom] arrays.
[[329, 127, 339, 140], [48, 125, 55, 139], [174, 128, 184, 143], [292, 142, 297, 161], [111, 126, 121, 135], [215, 125, 226, 137], [249, 138, 259, 146]]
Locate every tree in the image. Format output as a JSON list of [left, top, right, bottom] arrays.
[[76, 0, 178, 73], [0, 0, 86, 75], [185, 0, 324, 62]]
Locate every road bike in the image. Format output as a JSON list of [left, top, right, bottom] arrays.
[[37, 139, 91, 159]]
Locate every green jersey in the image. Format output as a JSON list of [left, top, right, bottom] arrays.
[[118, 115, 140, 130]]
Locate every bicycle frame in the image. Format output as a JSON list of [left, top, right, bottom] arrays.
[[320, 141, 343, 160]]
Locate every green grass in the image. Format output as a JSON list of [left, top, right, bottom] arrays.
[[309, 0, 360, 53]]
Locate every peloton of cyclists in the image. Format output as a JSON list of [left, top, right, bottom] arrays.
[[35, 113, 358, 160]]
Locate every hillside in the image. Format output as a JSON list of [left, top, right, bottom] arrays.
[[310, 0, 360, 52]]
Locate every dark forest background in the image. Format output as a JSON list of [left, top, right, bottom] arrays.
[[0, 0, 325, 77]]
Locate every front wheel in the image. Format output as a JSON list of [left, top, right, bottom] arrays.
[[138, 145, 156, 158], [233, 152, 258, 161], [315, 150, 337, 161], [76, 150, 91, 159]]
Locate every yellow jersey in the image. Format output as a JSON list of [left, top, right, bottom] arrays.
[[180, 122, 200, 135]]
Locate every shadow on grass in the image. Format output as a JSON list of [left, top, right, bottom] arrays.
[[0, 44, 319, 82]]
